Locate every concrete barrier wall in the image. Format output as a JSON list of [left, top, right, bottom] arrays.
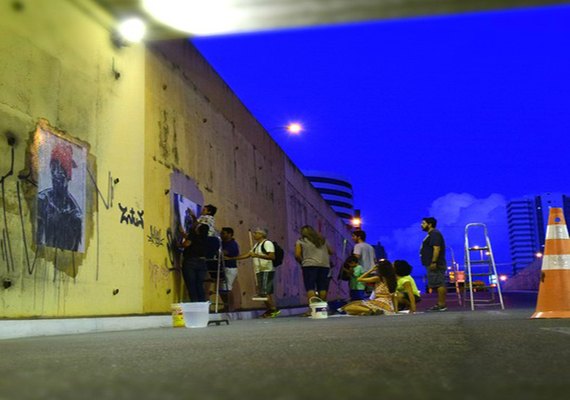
[[0, 0, 352, 318]]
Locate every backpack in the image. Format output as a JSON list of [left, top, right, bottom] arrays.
[[260, 240, 285, 267]]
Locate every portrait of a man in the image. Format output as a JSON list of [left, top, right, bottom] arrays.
[[36, 127, 86, 252]]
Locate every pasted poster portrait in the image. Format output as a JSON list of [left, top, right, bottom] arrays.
[[36, 127, 87, 252], [174, 193, 201, 234]]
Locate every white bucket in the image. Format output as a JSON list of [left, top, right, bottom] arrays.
[[180, 302, 210, 328], [309, 297, 328, 319]]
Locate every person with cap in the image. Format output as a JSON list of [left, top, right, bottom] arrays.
[[230, 227, 280, 318], [37, 141, 82, 251]]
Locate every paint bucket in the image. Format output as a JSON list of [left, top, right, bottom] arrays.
[[180, 302, 210, 328], [309, 297, 328, 319], [171, 303, 186, 328]]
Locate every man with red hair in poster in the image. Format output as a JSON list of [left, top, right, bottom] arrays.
[[37, 141, 83, 251]]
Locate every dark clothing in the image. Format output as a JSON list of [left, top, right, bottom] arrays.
[[182, 230, 209, 301], [205, 236, 221, 273], [420, 229, 447, 268], [222, 239, 240, 268], [182, 258, 207, 302], [349, 289, 367, 301], [426, 269, 446, 288], [37, 188, 82, 251], [302, 266, 330, 292], [182, 231, 207, 259]]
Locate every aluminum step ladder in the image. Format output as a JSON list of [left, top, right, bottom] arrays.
[[464, 223, 505, 311]]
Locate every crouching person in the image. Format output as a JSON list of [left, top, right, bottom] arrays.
[[394, 260, 421, 313]]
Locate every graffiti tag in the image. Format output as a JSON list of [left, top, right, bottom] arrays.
[[118, 203, 144, 228], [147, 225, 164, 247]]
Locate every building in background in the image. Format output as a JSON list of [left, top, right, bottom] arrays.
[[507, 192, 570, 274], [372, 241, 388, 261], [304, 171, 354, 226]]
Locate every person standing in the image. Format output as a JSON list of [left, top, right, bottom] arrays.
[[295, 225, 333, 316], [197, 204, 218, 237], [221, 227, 240, 291], [351, 230, 376, 273], [420, 217, 447, 311], [231, 227, 280, 318], [180, 223, 209, 302]]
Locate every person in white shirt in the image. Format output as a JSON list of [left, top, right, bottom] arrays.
[[230, 227, 280, 318], [352, 230, 376, 273]]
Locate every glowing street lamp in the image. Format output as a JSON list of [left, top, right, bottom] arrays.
[[286, 122, 303, 135], [535, 252, 543, 258], [351, 209, 361, 229]]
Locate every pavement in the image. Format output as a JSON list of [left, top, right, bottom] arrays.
[[1, 291, 569, 400]]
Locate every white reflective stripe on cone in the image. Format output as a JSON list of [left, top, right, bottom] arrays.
[[541, 254, 570, 271], [546, 225, 570, 240]]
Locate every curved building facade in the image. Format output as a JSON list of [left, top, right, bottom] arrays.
[[304, 171, 354, 225]]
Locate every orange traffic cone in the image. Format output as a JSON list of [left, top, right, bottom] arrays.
[[531, 207, 570, 318]]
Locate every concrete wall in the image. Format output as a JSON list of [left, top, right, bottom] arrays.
[[0, 0, 352, 318], [0, 0, 145, 317]]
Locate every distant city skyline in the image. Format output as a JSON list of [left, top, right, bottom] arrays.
[[508, 193, 570, 274], [193, 4, 570, 275]]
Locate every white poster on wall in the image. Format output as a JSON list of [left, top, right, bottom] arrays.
[[36, 127, 87, 252]]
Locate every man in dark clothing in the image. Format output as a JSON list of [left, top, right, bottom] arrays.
[[221, 227, 240, 291], [181, 224, 209, 302], [420, 217, 447, 311]]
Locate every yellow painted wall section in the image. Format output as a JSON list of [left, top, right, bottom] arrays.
[[0, 0, 145, 317], [0, 1, 353, 318], [142, 41, 353, 311]]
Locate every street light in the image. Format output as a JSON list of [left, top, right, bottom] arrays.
[[266, 122, 304, 136], [285, 122, 303, 135], [350, 209, 361, 229]]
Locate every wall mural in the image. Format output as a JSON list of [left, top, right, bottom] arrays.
[[35, 126, 87, 252]]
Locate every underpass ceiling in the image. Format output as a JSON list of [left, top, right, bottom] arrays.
[[92, 0, 570, 38]]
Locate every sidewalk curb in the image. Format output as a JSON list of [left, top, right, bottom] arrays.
[[0, 307, 308, 340]]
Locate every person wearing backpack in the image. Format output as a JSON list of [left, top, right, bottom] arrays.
[[230, 227, 280, 318], [295, 225, 333, 317]]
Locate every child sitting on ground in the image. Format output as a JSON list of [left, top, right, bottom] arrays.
[[341, 260, 397, 316], [394, 260, 421, 313]]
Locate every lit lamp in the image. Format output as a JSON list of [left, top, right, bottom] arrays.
[[113, 17, 147, 47], [266, 122, 304, 136], [351, 209, 361, 229], [286, 123, 303, 135]]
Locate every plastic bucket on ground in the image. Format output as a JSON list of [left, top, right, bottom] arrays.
[[171, 303, 186, 328], [309, 297, 328, 319], [180, 302, 210, 328]]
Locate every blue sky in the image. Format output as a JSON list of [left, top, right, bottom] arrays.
[[193, 5, 570, 275]]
